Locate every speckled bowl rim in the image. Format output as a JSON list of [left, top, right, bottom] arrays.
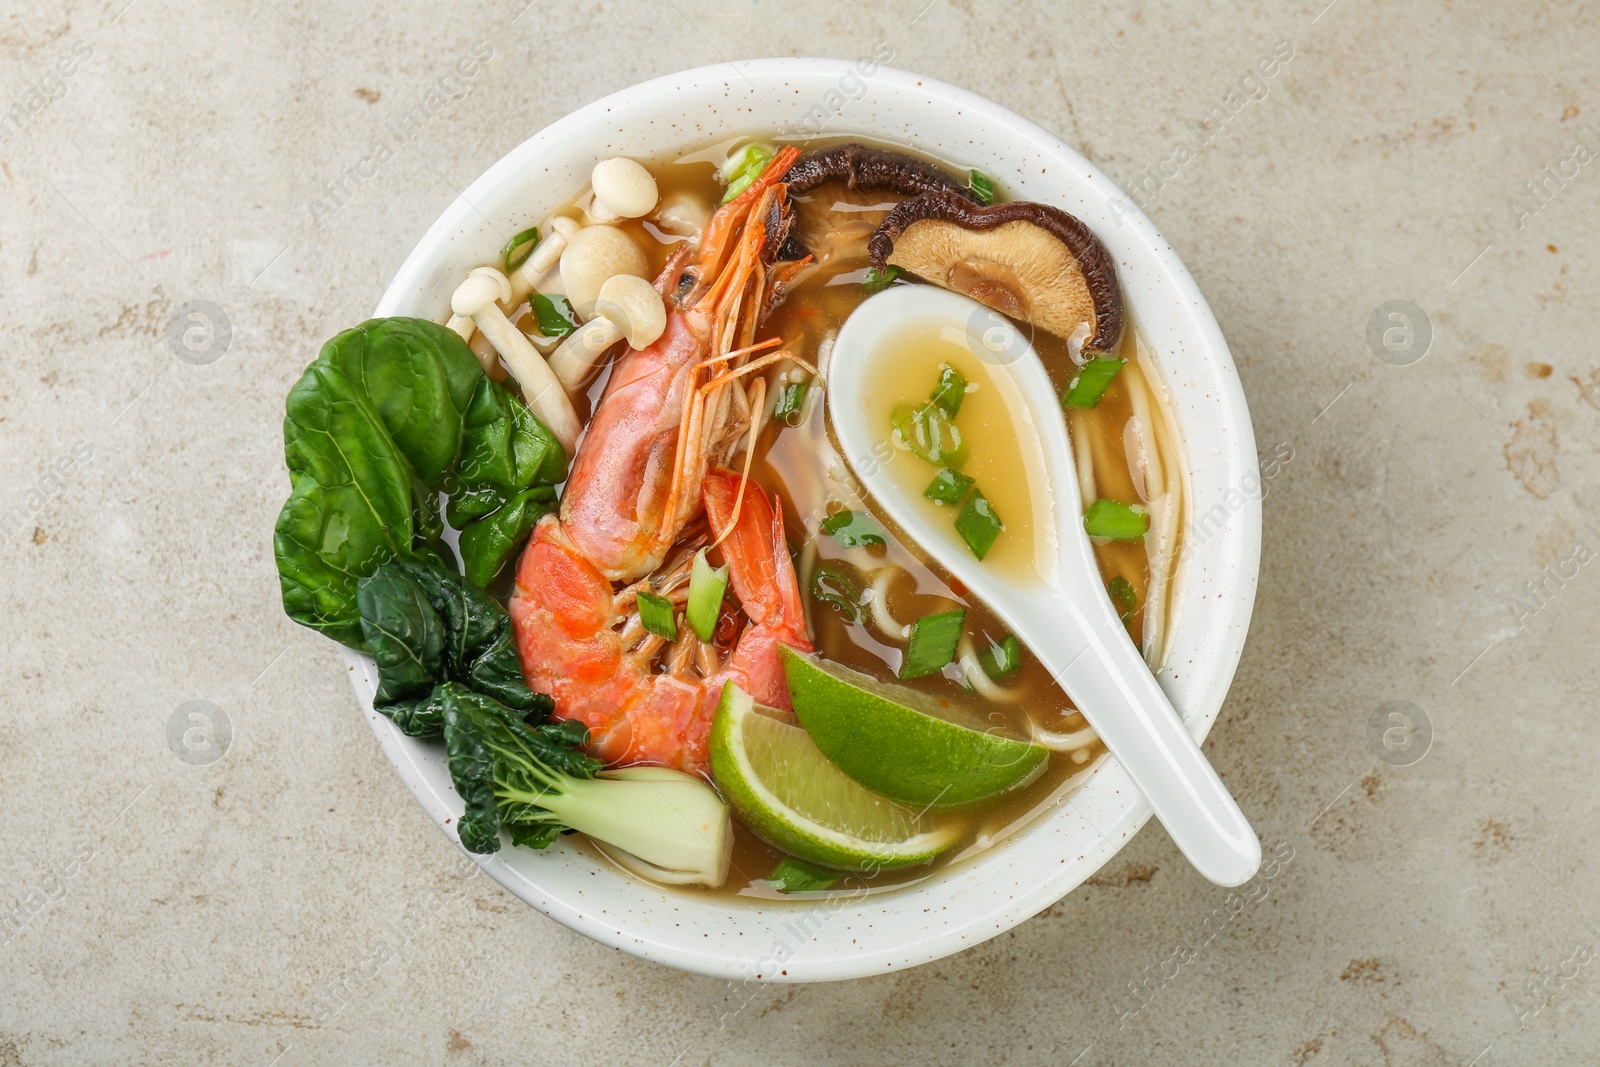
[[353, 57, 1261, 982]]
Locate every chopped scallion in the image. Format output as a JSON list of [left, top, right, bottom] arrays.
[[811, 562, 862, 623], [767, 857, 840, 893], [820, 510, 886, 549], [977, 635, 1022, 679], [1084, 499, 1149, 540], [773, 376, 809, 425], [529, 292, 579, 338], [721, 142, 775, 203], [686, 549, 729, 642], [969, 170, 996, 206], [954, 489, 1004, 560], [892, 402, 967, 467], [901, 609, 966, 679], [636, 590, 678, 641], [862, 264, 903, 294], [1108, 575, 1138, 623], [1062, 358, 1124, 409], [500, 226, 540, 273], [931, 363, 967, 418], [924, 467, 975, 505]]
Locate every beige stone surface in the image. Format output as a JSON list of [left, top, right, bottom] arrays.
[[3, 1, 1598, 1064]]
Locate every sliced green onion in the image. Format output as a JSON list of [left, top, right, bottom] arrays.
[[686, 549, 729, 642], [721, 142, 775, 203], [1062, 358, 1124, 409], [955, 489, 1003, 560], [768, 857, 840, 893], [862, 264, 903, 294], [892, 402, 967, 467], [924, 467, 975, 505], [931, 363, 967, 418], [811, 562, 862, 623], [500, 226, 540, 273], [969, 170, 996, 205], [977, 634, 1022, 679], [773, 376, 809, 425], [636, 590, 678, 641], [529, 292, 579, 338], [820, 510, 886, 549], [1084, 499, 1149, 540], [901, 609, 966, 679], [1108, 575, 1138, 623]]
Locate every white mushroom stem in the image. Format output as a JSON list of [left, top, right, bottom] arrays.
[[548, 275, 666, 391], [550, 318, 625, 392], [508, 216, 580, 302], [451, 267, 582, 455], [445, 313, 475, 344]]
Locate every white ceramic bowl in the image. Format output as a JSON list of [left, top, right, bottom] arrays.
[[355, 58, 1260, 981]]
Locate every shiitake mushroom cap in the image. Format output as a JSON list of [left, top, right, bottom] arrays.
[[784, 143, 979, 201], [868, 192, 1124, 354]]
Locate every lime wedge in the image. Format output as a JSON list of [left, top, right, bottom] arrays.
[[780, 647, 1048, 807], [709, 683, 960, 871]]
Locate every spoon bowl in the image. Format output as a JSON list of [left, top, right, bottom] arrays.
[[827, 284, 1260, 887]]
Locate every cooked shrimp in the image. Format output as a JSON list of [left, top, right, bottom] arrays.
[[510, 149, 814, 773]]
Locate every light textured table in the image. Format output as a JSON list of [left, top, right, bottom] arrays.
[[3, 2, 1596, 1064]]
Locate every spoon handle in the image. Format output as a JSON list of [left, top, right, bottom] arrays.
[[1027, 591, 1261, 886]]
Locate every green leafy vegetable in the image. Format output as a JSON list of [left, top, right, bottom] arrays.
[[862, 264, 903, 294], [637, 591, 678, 641], [687, 549, 729, 643], [1061, 358, 1123, 409], [969, 170, 996, 205], [901, 609, 966, 679], [441, 684, 730, 884], [767, 857, 841, 893], [931, 363, 967, 418], [274, 317, 567, 645], [821, 510, 887, 549], [1108, 575, 1138, 623], [1084, 499, 1150, 541], [773, 376, 810, 425], [892, 402, 967, 467], [528, 292, 579, 339], [500, 226, 540, 273], [977, 635, 1022, 679], [954, 489, 1003, 560], [437, 684, 601, 854], [924, 467, 975, 505], [355, 560, 552, 736], [811, 562, 862, 624], [721, 142, 775, 203]]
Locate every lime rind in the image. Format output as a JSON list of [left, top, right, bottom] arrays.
[[780, 647, 1049, 808], [710, 683, 960, 871]]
